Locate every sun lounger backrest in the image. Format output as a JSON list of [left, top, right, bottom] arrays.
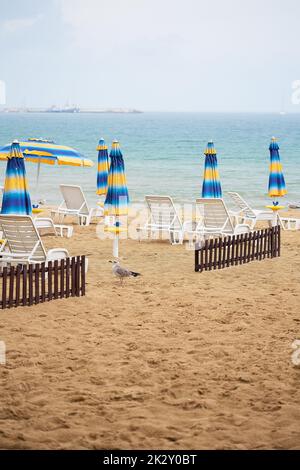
[[145, 196, 181, 229], [60, 185, 89, 214], [0, 215, 47, 262], [196, 198, 234, 232], [227, 192, 256, 218]]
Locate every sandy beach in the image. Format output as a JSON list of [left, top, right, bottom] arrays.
[[0, 211, 299, 450]]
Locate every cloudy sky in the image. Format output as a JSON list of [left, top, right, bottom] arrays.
[[0, 0, 299, 111]]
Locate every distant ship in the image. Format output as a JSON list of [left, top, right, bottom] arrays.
[[46, 105, 80, 113]]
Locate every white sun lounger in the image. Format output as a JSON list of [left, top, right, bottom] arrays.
[[51, 184, 103, 226], [137, 195, 184, 244], [0, 215, 69, 265], [184, 198, 251, 243], [227, 192, 274, 229]]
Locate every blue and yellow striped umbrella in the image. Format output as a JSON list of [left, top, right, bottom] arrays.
[[1, 141, 32, 215], [0, 138, 93, 196], [0, 138, 93, 167], [268, 137, 287, 199], [104, 140, 129, 218], [96, 138, 109, 196], [201, 141, 222, 198]]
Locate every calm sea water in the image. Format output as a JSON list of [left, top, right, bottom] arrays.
[[0, 112, 299, 207]]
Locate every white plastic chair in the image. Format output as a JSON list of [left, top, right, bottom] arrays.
[[137, 195, 184, 244], [0, 215, 69, 265], [184, 198, 251, 243], [51, 185, 103, 226], [227, 192, 274, 229]]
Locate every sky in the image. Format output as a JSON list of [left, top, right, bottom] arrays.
[[0, 0, 300, 112]]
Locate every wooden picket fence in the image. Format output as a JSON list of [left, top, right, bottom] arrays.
[[195, 226, 280, 272], [0, 256, 86, 309]]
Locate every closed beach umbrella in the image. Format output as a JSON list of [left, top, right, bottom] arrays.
[[104, 140, 129, 258], [0, 138, 93, 195], [202, 141, 222, 198], [104, 140, 129, 216], [96, 138, 109, 196], [268, 137, 287, 199], [1, 141, 32, 215]]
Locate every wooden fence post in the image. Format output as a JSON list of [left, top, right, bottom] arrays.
[[28, 265, 33, 306], [278, 225, 281, 257], [48, 261, 53, 301], [22, 265, 27, 306], [15, 265, 21, 308], [8, 266, 15, 308], [41, 263, 46, 303], [35, 264, 40, 305], [54, 260, 59, 300], [71, 257, 76, 297], [60, 259, 65, 299], [2, 267, 7, 309], [66, 258, 70, 298], [204, 240, 209, 271], [195, 248, 199, 272], [76, 256, 80, 296], [81, 256, 86, 296]]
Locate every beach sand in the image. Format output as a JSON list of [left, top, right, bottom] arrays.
[[0, 213, 300, 450]]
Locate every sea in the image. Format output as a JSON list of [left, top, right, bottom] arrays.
[[0, 112, 299, 207]]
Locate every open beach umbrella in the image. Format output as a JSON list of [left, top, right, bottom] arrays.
[[104, 140, 129, 258], [96, 138, 109, 196], [1, 141, 32, 215], [268, 137, 287, 201], [202, 141, 222, 198], [0, 138, 94, 195]]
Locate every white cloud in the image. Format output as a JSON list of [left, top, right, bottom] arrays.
[[56, 0, 291, 60], [2, 14, 43, 33]]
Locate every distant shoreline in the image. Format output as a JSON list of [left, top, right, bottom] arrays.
[[0, 107, 143, 114]]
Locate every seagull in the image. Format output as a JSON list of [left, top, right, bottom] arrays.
[[110, 261, 141, 284]]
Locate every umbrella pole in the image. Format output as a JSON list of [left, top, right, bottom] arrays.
[[35, 160, 41, 199], [113, 234, 119, 259], [113, 216, 119, 259]]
